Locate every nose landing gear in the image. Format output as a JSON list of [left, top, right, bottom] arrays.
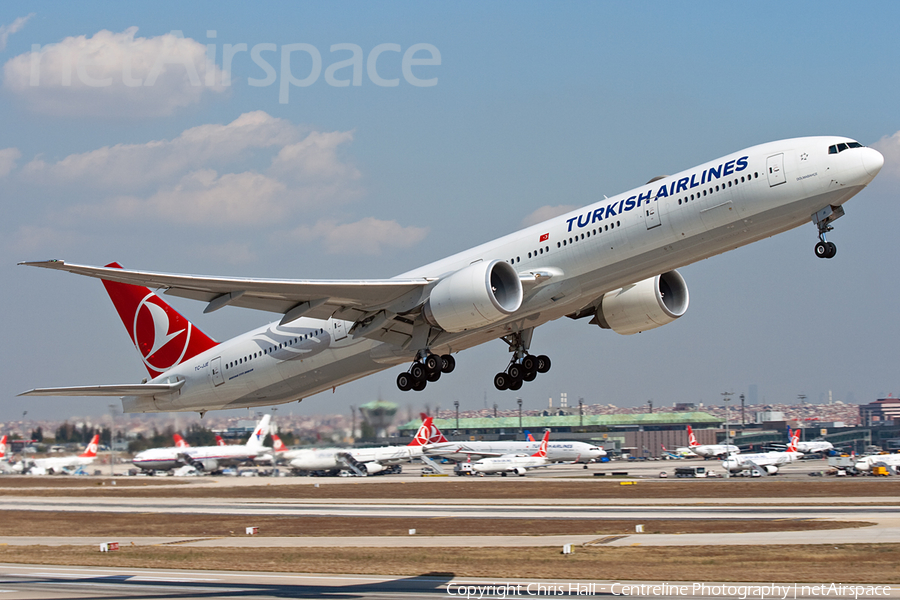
[[812, 205, 844, 259]]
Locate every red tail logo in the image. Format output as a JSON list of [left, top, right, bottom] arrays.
[[272, 434, 287, 453], [215, 435, 226, 447], [687, 425, 699, 447], [0, 435, 7, 459], [531, 430, 550, 458], [102, 263, 218, 378], [787, 428, 800, 452], [174, 434, 189, 448], [409, 417, 448, 446], [80, 434, 100, 458]]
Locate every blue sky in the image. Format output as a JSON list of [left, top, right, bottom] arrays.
[[1, 2, 899, 421]]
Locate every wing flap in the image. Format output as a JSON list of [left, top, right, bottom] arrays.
[[19, 381, 185, 397]]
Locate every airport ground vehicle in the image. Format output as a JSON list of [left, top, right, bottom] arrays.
[[674, 466, 707, 478]]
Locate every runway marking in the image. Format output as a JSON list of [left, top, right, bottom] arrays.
[[587, 535, 628, 545]]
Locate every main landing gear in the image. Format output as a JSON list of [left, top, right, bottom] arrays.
[[812, 205, 844, 259], [396, 352, 456, 392], [493, 329, 551, 391]]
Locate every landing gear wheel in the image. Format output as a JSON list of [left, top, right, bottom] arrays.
[[397, 372, 413, 391], [412, 379, 427, 392], [521, 355, 536, 372], [508, 379, 523, 391], [523, 369, 537, 382], [815, 241, 828, 258], [410, 363, 426, 381], [440, 354, 456, 374], [536, 355, 551, 374], [423, 354, 441, 374], [494, 372, 511, 390], [507, 364, 523, 381], [826, 241, 837, 258], [426, 369, 441, 382]]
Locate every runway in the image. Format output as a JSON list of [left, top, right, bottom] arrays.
[[0, 564, 896, 600]]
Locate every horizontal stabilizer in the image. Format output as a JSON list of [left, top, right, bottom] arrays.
[[18, 381, 185, 397]]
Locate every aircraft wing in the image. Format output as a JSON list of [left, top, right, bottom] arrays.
[[18, 381, 185, 397], [20, 260, 433, 325]]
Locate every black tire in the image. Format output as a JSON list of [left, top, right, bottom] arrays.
[[412, 379, 427, 392], [424, 354, 441, 374], [815, 241, 828, 258], [441, 354, 456, 373], [500, 471, 507, 477], [536, 355, 551, 373], [507, 364, 523, 380], [397, 372, 413, 391], [826, 241, 837, 259], [521, 355, 536, 372], [494, 372, 510, 390], [523, 369, 537, 382], [509, 379, 523, 391], [426, 369, 441, 382], [410, 363, 426, 381]]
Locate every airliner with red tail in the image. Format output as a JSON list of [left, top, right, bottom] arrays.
[[19, 138, 883, 414], [23, 434, 100, 475]]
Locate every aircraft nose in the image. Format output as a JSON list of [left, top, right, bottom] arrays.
[[863, 147, 885, 177]]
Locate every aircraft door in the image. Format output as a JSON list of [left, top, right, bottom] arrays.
[[643, 202, 661, 229], [766, 154, 786, 187], [210, 356, 224, 386], [331, 319, 348, 341]]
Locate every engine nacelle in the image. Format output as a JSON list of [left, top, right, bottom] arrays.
[[197, 459, 219, 472], [514, 467, 527, 476], [364, 462, 386, 474], [765, 465, 778, 475], [594, 270, 689, 335], [423, 260, 523, 332]]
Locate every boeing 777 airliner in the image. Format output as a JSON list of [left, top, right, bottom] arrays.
[[19, 137, 884, 414]]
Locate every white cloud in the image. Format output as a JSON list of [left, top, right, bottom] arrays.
[[0, 14, 33, 52], [24, 111, 299, 191], [294, 218, 429, 255], [3, 27, 226, 117], [0, 147, 21, 177], [872, 131, 900, 180], [521, 204, 577, 228]]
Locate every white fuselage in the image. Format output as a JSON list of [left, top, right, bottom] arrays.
[[288, 445, 423, 471], [689, 444, 740, 458], [795, 441, 834, 453], [132, 444, 264, 471], [425, 441, 604, 463], [120, 137, 883, 413], [28, 455, 95, 473], [854, 454, 900, 472], [472, 454, 549, 474], [722, 451, 802, 473]]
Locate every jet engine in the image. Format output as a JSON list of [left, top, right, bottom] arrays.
[[765, 465, 778, 475], [514, 467, 527, 476], [195, 458, 219, 472], [593, 270, 689, 335], [423, 260, 523, 332], [363, 462, 386, 474]]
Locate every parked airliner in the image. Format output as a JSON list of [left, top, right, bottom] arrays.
[[19, 137, 883, 414], [686, 425, 739, 458], [22, 434, 100, 475], [471, 430, 552, 476], [721, 435, 802, 475], [286, 416, 446, 475], [132, 415, 270, 472], [423, 420, 604, 463]]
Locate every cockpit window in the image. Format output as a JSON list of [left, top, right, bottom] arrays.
[[828, 141, 864, 154]]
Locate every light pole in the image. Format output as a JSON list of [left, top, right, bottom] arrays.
[[578, 398, 584, 427], [108, 404, 117, 477], [517, 398, 523, 431], [721, 392, 733, 479], [454, 401, 460, 430]]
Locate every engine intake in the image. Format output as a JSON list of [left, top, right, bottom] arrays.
[[423, 260, 523, 332], [594, 270, 689, 335]]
